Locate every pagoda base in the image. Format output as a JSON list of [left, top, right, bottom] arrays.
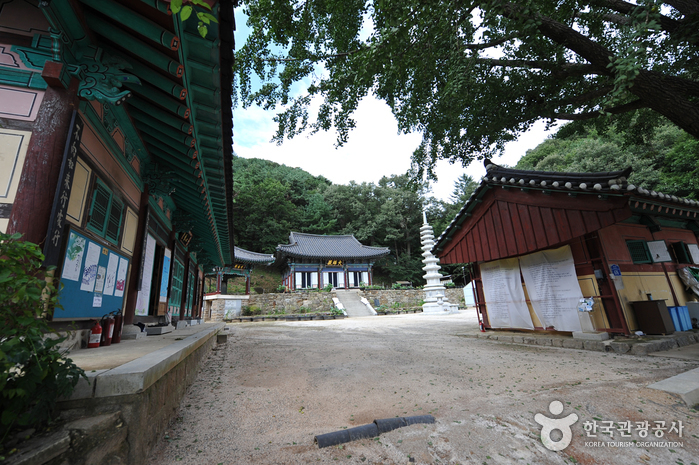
[[422, 301, 459, 315]]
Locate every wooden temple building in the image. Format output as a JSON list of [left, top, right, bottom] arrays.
[[207, 246, 275, 295], [0, 1, 235, 331], [277, 232, 390, 290], [434, 160, 699, 336]]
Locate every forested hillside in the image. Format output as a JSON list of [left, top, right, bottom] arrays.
[[232, 157, 470, 285]]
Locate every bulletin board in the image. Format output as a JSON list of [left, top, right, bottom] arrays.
[[54, 229, 130, 320]]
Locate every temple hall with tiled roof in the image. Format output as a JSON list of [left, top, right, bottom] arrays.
[[277, 232, 390, 290]]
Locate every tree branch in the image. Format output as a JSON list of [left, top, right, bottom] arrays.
[[474, 57, 598, 72], [589, 0, 683, 33], [256, 48, 365, 63], [550, 99, 647, 120], [462, 33, 521, 50]]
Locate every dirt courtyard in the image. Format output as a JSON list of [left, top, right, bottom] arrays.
[[149, 313, 699, 464]]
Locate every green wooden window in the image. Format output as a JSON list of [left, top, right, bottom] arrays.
[[87, 179, 124, 245], [626, 240, 652, 264], [169, 259, 184, 312], [670, 242, 692, 264]]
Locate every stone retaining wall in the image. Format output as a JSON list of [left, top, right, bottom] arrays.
[[361, 288, 466, 308], [51, 325, 222, 465], [247, 292, 336, 314], [203, 288, 469, 320]]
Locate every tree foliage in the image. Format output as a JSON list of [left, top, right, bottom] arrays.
[[236, 0, 699, 179]]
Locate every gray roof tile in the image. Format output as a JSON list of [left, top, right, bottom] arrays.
[[277, 232, 390, 260], [234, 246, 275, 265]]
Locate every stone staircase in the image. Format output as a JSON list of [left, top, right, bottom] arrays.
[[334, 290, 374, 317]]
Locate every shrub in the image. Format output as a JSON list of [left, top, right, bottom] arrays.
[[241, 306, 253, 316], [0, 233, 86, 444], [298, 307, 307, 314], [322, 283, 333, 292]]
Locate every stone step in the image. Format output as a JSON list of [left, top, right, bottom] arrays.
[[334, 291, 373, 317]]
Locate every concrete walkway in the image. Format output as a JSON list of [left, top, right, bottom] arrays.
[[67, 322, 224, 371]]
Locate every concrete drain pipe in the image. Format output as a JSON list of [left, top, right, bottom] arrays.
[[314, 415, 436, 448]]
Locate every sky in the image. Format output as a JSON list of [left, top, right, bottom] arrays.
[[231, 9, 558, 202]]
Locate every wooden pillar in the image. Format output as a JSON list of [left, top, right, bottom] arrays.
[[124, 189, 150, 325], [245, 274, 250, 295], [180, 253, 191, 318], [7, 68, 79, 244], [216, 268, 223, 294]]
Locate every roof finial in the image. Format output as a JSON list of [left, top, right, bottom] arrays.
[[423, 209, 428, 225]]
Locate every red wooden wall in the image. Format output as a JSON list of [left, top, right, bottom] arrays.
[[438, 187, 632, 264]]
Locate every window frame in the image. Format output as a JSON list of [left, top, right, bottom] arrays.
[[626, 240, 652, 264], [86, 178, 124, 246]]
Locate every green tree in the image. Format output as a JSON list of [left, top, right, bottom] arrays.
[[236, 1, 699, 178], [232, 157, 335, 251], [0, 234, 85, 444]]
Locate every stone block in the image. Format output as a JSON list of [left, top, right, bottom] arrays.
[[583, 340, 605, 351], [656, 339, 679, 352], [562, 339, 584, 350], [676, 334, 695, 347], [4, 431, 70, 465], [631, 344, 649, 355], [120, 325, 146, 340], [551, 338, 564, 347], [536, 338, 552, 346], [498, 336, 514, 343], [512, 336, 524, 344], [146, 324, 174, 335], [217, 333, 228, 344], [610, 342, 631, 354], [523, 337, 537, 345], [573, 331, 610, 341], [648, 367, 699, 407]]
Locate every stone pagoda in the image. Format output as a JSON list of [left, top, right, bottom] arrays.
[[421, 212, 459, 314]]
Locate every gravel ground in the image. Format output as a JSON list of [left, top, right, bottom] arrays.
[[149, 312, 699, 464]]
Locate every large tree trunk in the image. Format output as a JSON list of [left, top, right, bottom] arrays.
[[503, 2, 699, 138]]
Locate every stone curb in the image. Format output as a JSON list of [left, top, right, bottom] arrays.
[[468, 331, 699, 355]]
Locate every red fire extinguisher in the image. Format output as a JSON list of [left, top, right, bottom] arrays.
[[112, 309, 124, 344], [100, 313, 115, 346], [88, 320, 102, 348]]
